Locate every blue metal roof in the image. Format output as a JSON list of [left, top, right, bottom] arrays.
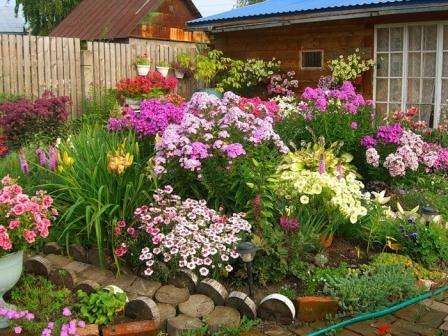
[[0, 0, 26, 34], [188, 0, 431, 26]]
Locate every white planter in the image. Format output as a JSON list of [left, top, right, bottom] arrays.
[[174, 69, 185, 79], [0, 251, 23, 329], [136, 64, 150, 76], [124, 97, 142, 111], [156, 66, 170, 78]]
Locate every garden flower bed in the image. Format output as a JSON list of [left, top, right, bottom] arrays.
[[0, 50, 447, 336]]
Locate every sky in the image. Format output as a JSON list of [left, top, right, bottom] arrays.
[[192, 0, 235, 17]]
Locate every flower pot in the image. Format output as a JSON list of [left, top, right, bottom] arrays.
[[174, 69, 185, 79], [156, 66, 170, 78], [124, 97, 141, 111], [319, 233, 334, 248], [136, 65, 150, 76], [0, 251, 23, 329]]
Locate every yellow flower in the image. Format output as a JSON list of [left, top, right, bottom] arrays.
[[58, 151, 74, 172], [107, 143, 134, 175]]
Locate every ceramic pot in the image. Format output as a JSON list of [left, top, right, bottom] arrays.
[[136, 65, 150, 76], [156, 66, 170, 78], [174, 69, 185, 79], [0, 251, 23, 329]]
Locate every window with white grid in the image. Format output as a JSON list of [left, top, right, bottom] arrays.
[[374, 23, 447, 127]]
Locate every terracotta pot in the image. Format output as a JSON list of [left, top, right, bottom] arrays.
[[319, 233, 334, 248], [102, 320, 158, 336]]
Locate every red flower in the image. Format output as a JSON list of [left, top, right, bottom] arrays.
[[377, 324, 391, 336]]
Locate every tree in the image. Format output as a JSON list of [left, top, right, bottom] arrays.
[[235, 0, 264, 7], [14, 0, 81, 35]]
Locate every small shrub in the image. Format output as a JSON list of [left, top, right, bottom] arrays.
[[0, 91, 70, 148], [323, 264, 419, 314]]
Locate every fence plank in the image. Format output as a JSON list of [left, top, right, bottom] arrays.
[[9, 35, 18, 94], [74, 39, 82, 117], [68, 38, 77, 116], [2, 35, 11, 94], [16, 36, 24, 94]]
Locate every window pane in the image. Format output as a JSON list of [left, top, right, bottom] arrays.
[[422, 79, 435, 104], [375, 103, 388, 121], [390, 27, 403, 51], [443, 52, 448, 77], [390, 79, 402, 102], [423, 53, 436, 77], [376, 79, 388, 101], [419, 104, 434, 124], [444, 26, 448, 50], [408, 26, 422, 51], [389, 103, 402, 115], [407, 78, 420, 104], [408, 52, 421, 77], [377, 28, 389, 52], [442, 79, 448, 104], [377, 53, 389, 77], [390, 53, 403, 76], [423, 25, 437, 51]]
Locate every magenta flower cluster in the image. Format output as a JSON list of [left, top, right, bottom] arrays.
[[0, 306, 85, 336], [135, 186, 251, 277], [362, 125, 448, 177], [153, 92, 289, 175], [108, 99, 184, 137], [300, 81, 373, 115], [0, 176, 57, 254], [279, 216, 299, 231]]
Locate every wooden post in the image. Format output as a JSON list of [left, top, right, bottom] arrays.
[[81, 49, 93, 100]]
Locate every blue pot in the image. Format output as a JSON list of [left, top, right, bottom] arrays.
[[198, 88, 223, 99], [0, 251, 23, 329]]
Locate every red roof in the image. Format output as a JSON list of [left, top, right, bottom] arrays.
[[50, 0, 201, 40]]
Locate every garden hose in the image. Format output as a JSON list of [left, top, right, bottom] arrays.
[[307, 285, 448, 336]]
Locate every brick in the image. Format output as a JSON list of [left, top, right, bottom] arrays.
[[392, 319, 440, 336], [421, 299, 448, 314], [296, 296, 339, 322], [77, 324, 99, 336], [102, 320, 158, 336], [345, 320, 381, 336]]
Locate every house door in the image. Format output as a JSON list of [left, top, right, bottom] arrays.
[[374, 23, 446, 127]]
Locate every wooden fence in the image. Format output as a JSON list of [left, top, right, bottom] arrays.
[[0, 34, 200, 116]]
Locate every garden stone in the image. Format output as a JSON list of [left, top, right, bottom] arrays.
[[109, 274, 137, 292], [169, 269, 198, 293], [204, 306, 240, 332], [392, 319, 440, 336], [64, 261, 91, 275], [155, 285, 189, 306], [78, 268, 115, 285], [74, 280, 100, 294], [45, 254, 71, 268], [76, 324, 99, 336], [156, 303, 176, 330], [179, 294, 214, 318], [43, 242, 62, 255], [258, 294, 296, 325], [125, 296, 161, 326], [49, 268, 78, 289], [167, 314, 202, 336], [69, 245, 88, 263], [421, 299, 448, 314], [226, 291, 257, 319], [87, 247, 113, 269], [196, 278, 228, 306], [263, 324, 293, 336], [127, 278, 161, 298], [440, 321, 448, 331], [24, 255, 52, 276]]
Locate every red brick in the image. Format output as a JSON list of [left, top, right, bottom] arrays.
[[296, 296, 339, 322], [77, 324, 100, 336], [102, 320, 158, 336]]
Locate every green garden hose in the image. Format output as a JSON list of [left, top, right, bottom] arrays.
[[307, 285, 448, 336]]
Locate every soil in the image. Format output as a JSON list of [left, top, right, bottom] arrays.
[[326, 237, 372, 268]]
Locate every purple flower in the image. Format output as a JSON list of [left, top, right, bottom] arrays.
[[279, 216, 299, 231], [62, 307, 71, 317], [223, 143, 246, 159], [35, 148, 47, 166], [14, 326, 22, 334], [376, 124, 404, 145], [48, 147, 58, 171], [19, 151, 29, 175], [361, 135, 377, 149], [350, 121, 358, 130]]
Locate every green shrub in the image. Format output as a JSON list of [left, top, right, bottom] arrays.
[[75, 289, 127, 325], [323, 264, 419, 314]]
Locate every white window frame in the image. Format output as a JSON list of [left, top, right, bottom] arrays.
[[374, 22, 446, 127]]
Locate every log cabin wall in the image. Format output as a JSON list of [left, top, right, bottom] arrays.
[[211, 12, 448, 99]]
